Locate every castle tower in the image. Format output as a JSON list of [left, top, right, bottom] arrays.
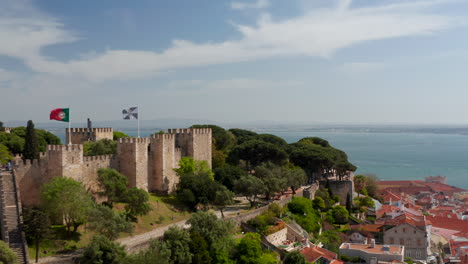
[[66, 128, 113, 144], [117, 138, 149, 190], [168, 128, 212, 168], [148, 134, 182, 193], [47, 144, 84, 182]]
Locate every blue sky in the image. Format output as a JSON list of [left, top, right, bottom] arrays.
[[1, 0, 468, 125]]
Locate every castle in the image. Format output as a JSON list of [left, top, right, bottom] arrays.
[[12, 127, 212, 206]]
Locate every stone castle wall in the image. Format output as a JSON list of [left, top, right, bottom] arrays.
[[320, 180, 354, 206], [13, 128, 212, 206], [66, 128, 113, 144]]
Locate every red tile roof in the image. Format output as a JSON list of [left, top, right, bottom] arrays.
[[384, 214, 429, 227], [300, 246, 337, 263], [426, 216, 468, 234], [350, 224, 385, 233]]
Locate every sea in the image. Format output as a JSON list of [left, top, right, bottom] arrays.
[[53, 128, 468, 190]]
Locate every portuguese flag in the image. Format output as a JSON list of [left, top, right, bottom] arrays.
[[50, 108, 70, 122]]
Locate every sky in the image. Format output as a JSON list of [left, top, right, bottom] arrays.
[[1, 0, 468, 125]]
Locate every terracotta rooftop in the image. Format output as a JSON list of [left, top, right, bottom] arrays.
[[383, 190, 402, 203], [330, 260, 345, 264], [340, 243, 404, 255], [384, 214, 430, 227], [427, 216, 468, 234], [300, 246, 337, 263], [350, 224, 385, 233]]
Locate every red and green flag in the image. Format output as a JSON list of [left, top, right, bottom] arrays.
[[50, 108, 70, 122]]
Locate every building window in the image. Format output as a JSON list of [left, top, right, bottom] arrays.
[[406, 239, 411, 246], [403, 227, 406, 232], [400, 239, 404, 245], [395, 230, 397, 233], [417, 239, 422, 246], [390, 238, 394, 244], [414, 230, 416, 234], [416, 250, 422, 258]]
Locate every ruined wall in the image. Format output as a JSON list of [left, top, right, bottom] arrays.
[[66, 128, 113, 144], [320, 180, 354, 206], [117, 138, 149, 191]]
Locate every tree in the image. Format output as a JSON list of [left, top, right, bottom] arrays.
[[124, 188, 151, 222], [312, 197, 326, 211], [256, 134, 287, 147], [81, 235, 127, 264], [41, 177, 94, 234], [97, 168, 129, 207], [254, 163, 287, 200], [228, 128, 257, 145], [88, 204, 133, 240], [234, 175, 265, 207], [330, 205, 349, 225], [188, 211, 235, 247], [353, 174, 379, 199], [214, 165, 247, 191], [283, 251, 307, 264], [162, 226, 193, 264], [113, 131, 130, 140], [176, 167, 222, 209], [0, 144, 13, 165], [0, 240, 18, 264], [0, 132, 24, 154], [125, 239, 171, 264], [213, 186, 234, 218], [228, 140, 288, 169], [0, 121, 4, 132], [288, 137, 355, 181], [190, 232, 212, 264], [9, 127, 60, 153], [287, 166, 307, 194], [236, 233, 263, 264], [235, 233, 277, 264], [23, 120, 39, 160], [83, 139, 117, 156], [174, 157, 214, 179], [22, 207, 51, 263]]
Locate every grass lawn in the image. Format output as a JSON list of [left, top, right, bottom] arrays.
[[28, 193, 192, 260]]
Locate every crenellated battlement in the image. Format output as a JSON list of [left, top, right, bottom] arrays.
[[150, 133, 176, 141], [118, 137, 149, 144], [167, 128, 212, 134], [13, 152, 46, 160], [67, 128, 113, 133], [13, 158, 43, 167], [83, 155, 115, 162], [47, 144, 83, 152]]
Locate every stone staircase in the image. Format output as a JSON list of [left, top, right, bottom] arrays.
[[0, 169, 29, 264]]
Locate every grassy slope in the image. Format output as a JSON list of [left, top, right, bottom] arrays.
[[28, 193, 191, 259]]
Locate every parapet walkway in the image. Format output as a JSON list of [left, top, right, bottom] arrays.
[[0, 169, 29, 264]]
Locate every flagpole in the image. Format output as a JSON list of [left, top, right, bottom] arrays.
[[137, 105, 140, 138], [68, 105, 71, 145]]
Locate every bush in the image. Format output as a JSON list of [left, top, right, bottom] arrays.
[[0, 240, 18, 264], [81, 235, 127, 264]]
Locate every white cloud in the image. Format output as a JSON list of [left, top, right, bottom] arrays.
[[0, 0, 465, 82], [231, 0, 270, 10]]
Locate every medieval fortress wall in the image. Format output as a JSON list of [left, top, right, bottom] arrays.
[[12, 128, 212, 206]]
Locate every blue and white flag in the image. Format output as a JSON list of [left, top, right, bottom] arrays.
[[123, 107, 138, 120]]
